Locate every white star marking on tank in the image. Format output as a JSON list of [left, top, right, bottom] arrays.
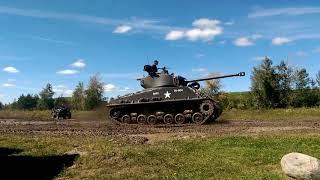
[[164, 91, 171, 98]]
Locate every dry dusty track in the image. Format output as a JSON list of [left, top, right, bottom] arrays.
[[0, 117, 319, 138]]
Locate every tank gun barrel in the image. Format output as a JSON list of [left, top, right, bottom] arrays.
[[186, 72, 245, 83]]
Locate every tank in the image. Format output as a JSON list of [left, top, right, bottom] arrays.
[[107, 64, 245, 125]]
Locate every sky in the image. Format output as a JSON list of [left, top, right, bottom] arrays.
[[1, 0, 320, 103]]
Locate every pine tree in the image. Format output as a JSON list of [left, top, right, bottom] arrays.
[[250, 57, 279, 108], [37, 83, 55, 110]]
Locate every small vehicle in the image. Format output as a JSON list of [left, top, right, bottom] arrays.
[[51, 106, 72, 119]]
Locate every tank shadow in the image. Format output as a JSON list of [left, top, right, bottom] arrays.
[[0, 147, 79, 180]]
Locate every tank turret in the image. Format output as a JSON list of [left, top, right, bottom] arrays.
[[140, 66, 245, 89], [107, 61, 245, 126]]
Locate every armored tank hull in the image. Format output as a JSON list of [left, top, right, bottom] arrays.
[[107, 86, 222, 125]]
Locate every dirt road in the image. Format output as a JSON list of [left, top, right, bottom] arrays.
[[0, 118, 319, 137]]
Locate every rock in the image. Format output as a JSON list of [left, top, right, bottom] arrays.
[[281, 152, 320, 180]]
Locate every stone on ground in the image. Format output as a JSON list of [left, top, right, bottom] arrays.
[[281, 152, 320, 180]]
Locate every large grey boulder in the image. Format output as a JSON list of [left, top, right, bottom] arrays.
[[281, 152, 320, 180]]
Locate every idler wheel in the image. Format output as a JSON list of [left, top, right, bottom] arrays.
[[192, 112, 204, 124], [121, 115, 131, 124], [200, 100, 214, 115], [164, 114, 174, 124], [147, 115, 157, 125], [175, 114, 185, 124], [137, 114, 147, 124]]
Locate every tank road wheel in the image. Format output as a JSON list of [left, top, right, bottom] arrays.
[[137, 114, 147, 124], [147, 115, 157, 125], [192, 112, 204, 124], [121, 115, 131, 124], [164, 114, 174, 124], [110, 109, 120, 119], [174, 114, 185, 124], [200, 100, 214, 115]]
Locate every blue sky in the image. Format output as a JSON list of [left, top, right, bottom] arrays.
[[1, 0, 320, 103]]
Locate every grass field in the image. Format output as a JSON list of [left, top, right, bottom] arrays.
[[222, 107, 320, 121], [1, 133, 320, 179], [0, 110, 106, 121]]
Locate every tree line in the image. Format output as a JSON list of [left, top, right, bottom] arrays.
[[204, 57, 320, 109], [0, 74, 105, 111], [1, 57, 319, 111]]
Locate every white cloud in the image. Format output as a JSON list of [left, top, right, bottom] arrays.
[[3, 66, 19, 73], [53, 85, 65, 89], [192, 18, 220, 28], [104, 84, 116, 92], [53, 85, 65, 93], [252, 56, 267, 61], [64, 90, 73, 96], [249, 7, 320, 18], [0, 93, 3, 97], [185, 28, 222, 41], [233, 34, 262, 47], [272, 37, 291, 45], [165, 18, 223, 42], [57, 69, 79, 75], [119, 87, 130, 92], [113, 25, 132, 33], [233, 37, 254, 47], [0, 6, 172, 33], [53, 85, 73, 97], [70, 59, 86, 68], [224, 21, 234, 26], [2, 83, 15, 87], [165, 30, 185, 40], [192, 68, 207, 72]]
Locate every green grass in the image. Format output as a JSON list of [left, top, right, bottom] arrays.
[[0, 110, 51, 120], [1, 107, 320, 122], [222, 107, 320, 121], [0, 110, 106, 121], [1, 134, 320, 179]]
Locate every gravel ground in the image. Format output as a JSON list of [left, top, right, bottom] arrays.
[[0, 118, 319, 138]]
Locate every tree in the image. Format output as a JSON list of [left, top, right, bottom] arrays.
[[291, 68, 319, 107], [275, 61, 293, 107], [38, 83, 55, 110], [316, 71, 320, 87], [293, 68, 310, 90], [85, 74, 104, 110], [204, 72, 222, 96], [17, 94, 39, 110], [54, 96, 70, 107], [0, 101, 3, 110], [72, 82, 86, 110], [250, 57, 279, 108]]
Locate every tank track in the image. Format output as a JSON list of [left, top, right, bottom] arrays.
[[108, 98, 222, 126]]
